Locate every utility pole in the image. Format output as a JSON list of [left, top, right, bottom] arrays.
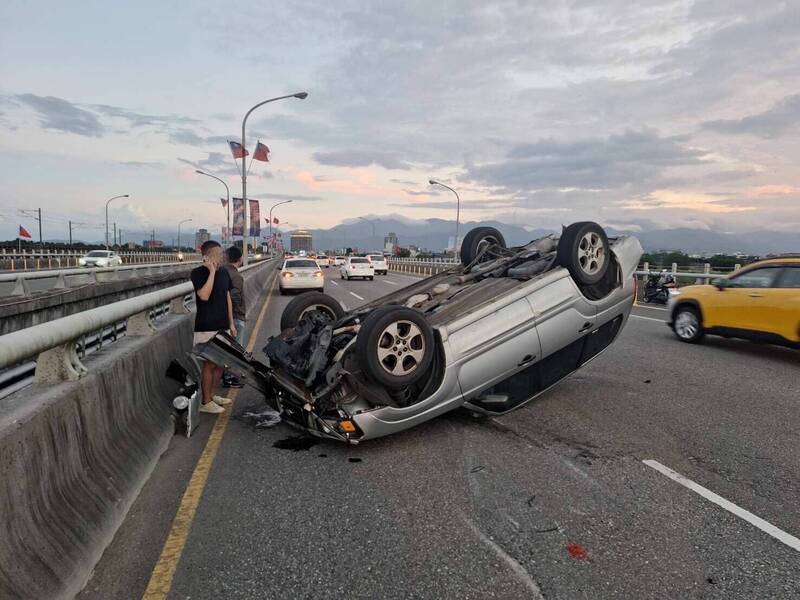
[[38, 208, 42, 248], [119, 229, 123, 246], [69, 220, 73, 245], [113, 222, 117, 247]]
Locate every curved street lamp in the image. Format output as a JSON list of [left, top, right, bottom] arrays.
[[241, 92, 308, 265], [105, 194, 130, 250], [177, 218, 192, 251], [268, 199, 292, 253], [359, 216, 376, 252], [195, 170, 230, 244], [429, 179, 460, 254]]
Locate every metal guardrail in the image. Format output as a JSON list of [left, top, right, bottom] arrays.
[[0, 258, 274, 395], [0, 261, 202, 297]]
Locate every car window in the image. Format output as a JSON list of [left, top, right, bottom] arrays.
[[776, 266, 800, 288], [285, 259, 317, 268], [350, 258, 369, 264], [87, 251, 109, 257], [368, 255, 383, 261], [729, 267, 780, 288]]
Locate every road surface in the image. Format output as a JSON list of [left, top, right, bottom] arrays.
[[79, 267, 800, 600]]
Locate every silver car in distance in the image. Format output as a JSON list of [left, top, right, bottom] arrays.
[[197, 222, 643, 444]]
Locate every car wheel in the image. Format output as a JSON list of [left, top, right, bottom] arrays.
[[673, 305, 704, 344], [557, 221, 610, 285], [355, 306, 435, 388], [460, 227, 507, 265], [280, 292, 346, 331], [369, 276, 374, 281]]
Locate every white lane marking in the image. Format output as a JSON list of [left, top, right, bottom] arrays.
[[382, 279, 398, 285], [349, 291, 364, 300], [631, 314, 665, 323], [635, 303, 668, 311], [643, 460, 800, 553], [329, 280, 339, 286]]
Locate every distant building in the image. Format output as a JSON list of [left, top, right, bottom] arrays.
[[384, 232, 398, 252], [290, 229, 313, 252], [194, 228, 211, 249]]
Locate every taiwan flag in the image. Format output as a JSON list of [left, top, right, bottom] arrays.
[[18, 225, 32, 239], [273, 217, 279, 224], [228, 141, 248, 159], [253, 141, 270, 162]]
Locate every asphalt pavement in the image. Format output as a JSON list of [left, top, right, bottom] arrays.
[[79, 267, 800, 600]]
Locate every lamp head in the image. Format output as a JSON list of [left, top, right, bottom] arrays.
[[294, 92, 309, 99], [428, 179, 437, 185]]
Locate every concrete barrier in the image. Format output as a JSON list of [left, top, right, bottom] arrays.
[[0, 260, 278, 600]]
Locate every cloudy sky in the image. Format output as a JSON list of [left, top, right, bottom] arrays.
[[1, 0, 799, 242]]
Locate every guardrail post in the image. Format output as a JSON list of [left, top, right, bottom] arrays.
[[10, 276, 31, 297], [127, 310, 157, 336], [734, 263, 741, 271], [34, 342, 88, 383], [169, 296, 190, 315]]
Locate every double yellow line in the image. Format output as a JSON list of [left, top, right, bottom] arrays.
[[142, 272, 278, 599]]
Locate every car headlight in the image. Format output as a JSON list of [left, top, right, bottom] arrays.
[[173, 395, 190, 410], [79, 258, 86, 265], [668, 288, 681, 296]]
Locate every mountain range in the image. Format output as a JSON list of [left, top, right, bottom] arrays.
[[285, 217, 800, 256]]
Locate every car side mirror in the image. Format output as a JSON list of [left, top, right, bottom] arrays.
[[713, 278, 730, 290]]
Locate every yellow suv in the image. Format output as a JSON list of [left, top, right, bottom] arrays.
[[667, 256, 800, 348]]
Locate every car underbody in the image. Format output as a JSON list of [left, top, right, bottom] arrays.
[[189, 223, 643, 443]]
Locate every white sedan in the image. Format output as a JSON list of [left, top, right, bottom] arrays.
[[367, 254, 388, 275], [333, 256, 346, 266], [340, 257, 374, 280], [279, 258, 325, 294], [78, 250, 123, 267]]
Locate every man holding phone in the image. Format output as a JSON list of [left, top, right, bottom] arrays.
[[190, 240, 236, 414]]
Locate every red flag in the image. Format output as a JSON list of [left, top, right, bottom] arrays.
[[18, 225, 32, 239], [253, 141, 270, 162], [228, 141, 248, 159]]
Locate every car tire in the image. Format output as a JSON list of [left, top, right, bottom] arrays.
[[355, 306, 435, 389], [673, 304, 704, 344], [556, 221, 610, 285], [460, 226, 507, 265], [280, 292, 346, 331], [369, 276, 374, 281]]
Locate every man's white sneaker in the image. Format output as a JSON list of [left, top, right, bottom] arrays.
[[213, 395, 232, 406], [199, 401, 225, 414]]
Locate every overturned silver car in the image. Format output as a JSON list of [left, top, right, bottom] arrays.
[[190, 222, 642, 443]]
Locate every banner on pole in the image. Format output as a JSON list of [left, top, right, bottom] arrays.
[[232, 198, 245, 236], [249, 199, 261, 237]]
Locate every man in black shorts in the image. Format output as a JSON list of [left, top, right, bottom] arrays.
[[190, 240, 236, 414]]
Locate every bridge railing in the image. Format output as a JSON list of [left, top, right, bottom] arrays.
[[0, 248, 199, 271], [0, 260, 202, 297], [0, 258, 273, 396], [386, 258, 739, 283]]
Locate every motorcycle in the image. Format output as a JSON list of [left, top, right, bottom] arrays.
[[642, 273, 675, 305]]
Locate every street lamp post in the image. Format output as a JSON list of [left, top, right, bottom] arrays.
[[240, 91, 308, 265], [429, 179, 460, 254], [105, 194, 129, 250], [195, 170, 230, 245], [359, 216, 376, 252], [177, 218, 192, 251], [268, 199, 293, 254]]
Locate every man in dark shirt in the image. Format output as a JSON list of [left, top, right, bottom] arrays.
[[190, 240, 236, 414], [222, 246, 246, 388]]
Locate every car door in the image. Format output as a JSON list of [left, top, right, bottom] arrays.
[[771, 266, 800, 342], [706, 266, 783, 335]]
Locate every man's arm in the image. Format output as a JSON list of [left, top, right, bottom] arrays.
[[196, 265, 216, 301], [227, 291, 236, 336]]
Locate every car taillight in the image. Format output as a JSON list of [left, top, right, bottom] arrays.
[[282, 272, 294, 278], [314, 271, 323, 277]]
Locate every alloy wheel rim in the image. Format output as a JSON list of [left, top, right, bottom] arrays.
[[578, 232, 606, 275], [675, 311, 698, 339], [376, 320, 425, 376], [298, 304, 337, 322]]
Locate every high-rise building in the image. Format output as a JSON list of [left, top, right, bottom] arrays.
[[384, 231, 398, 252], [290, 229, 313, 252], [194, 228, 211, 249]]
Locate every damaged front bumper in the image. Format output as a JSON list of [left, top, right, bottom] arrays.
[[193, 333, 364, 444]]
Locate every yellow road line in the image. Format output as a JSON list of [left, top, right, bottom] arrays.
[[142, 272, 278, 599]]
